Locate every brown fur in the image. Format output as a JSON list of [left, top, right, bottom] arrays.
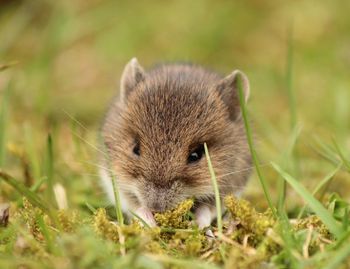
[[101, 61, 251, 213]]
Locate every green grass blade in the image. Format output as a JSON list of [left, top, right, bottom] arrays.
[[331, 229, 350, 250], [237, 75, 276, 217], [110, 172, 124, 226], [204, 143, 222, 235], [0, 169, 49, 213], [342, 207, 349, 230], [46, 134, 56, 208], [298, 164, 341, 218], [311, 137, 342, 166], [99, 134, 124, 225], [85, 202, 97, 214], [37, 214, 55, 254], [271, 162, 344, 238], [0, 80, 11, 167], [285, 23, 297, 130], [331, 138, 350, 171], [285, 24, 301, 180], [129, 210, 151, 229], [321, 240, 350, 269], [0, 169, 60, 229], [30, 177, 47, 193], [24, 124, 41, 180], [0, 100, 6, 167], [277, 124, 302, 213]]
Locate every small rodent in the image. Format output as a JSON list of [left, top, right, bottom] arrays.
[[100, 58, 251, 228]]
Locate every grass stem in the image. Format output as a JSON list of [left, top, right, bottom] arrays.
[[46, 134, 56, 208], [237, 76, 276, 217], [204, 143, 222, 235]]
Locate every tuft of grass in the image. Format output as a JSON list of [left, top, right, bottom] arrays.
[[298, 164, 341, 218], [272, 163, 344, 239], [0, 170, 49, 213], [0, 169, 59, 227]]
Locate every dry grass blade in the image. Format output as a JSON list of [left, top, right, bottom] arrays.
[[0, 203, 10, 227], [0, 61, 18, 72]]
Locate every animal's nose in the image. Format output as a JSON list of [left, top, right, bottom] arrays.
[[150, 201, 166, 213]]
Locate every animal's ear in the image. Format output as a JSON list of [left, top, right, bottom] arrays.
[[120, 57, 146, 102], [215, 70, 250, 121]]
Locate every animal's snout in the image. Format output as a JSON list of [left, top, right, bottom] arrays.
[[143, 180, 182, 213], [149, 200, 167, 213], [145, 186, 173, 212]]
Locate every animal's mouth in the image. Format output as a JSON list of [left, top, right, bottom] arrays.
[[134, 207, 157, 227]]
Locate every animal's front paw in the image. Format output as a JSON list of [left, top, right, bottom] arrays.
[[194, 204, 216, 229], [194, 204, 218, 239]]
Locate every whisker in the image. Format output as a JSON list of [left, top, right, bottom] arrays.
[[69, 129, 108, 157], [76, 160, 115, 174], [62, 109, 90, 132], [78, 173, 105, 178], [216, 163, 270, 179], [62, 109, 108, 156]]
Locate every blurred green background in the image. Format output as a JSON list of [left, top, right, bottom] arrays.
[[1, 0, 349, 210]]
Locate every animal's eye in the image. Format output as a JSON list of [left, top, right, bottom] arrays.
[[133, 142, 140, 156], [188, 144, 205, 163]]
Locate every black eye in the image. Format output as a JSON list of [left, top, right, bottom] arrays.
[[188, 144, 205, 164], [133, 142, 140, 156]]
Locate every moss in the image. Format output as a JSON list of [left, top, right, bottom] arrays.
[[256, 234, 281, 259], [93, 208, 119, 242], [294, 215, 331, 239], [154, 199, 194, 229], [224, 195, 275, 246], [184, 232, 206, 256], [144, 240, 165, 254], [168, 230, 206, 257], [293, 215, 333, 256], [57, 209, 80, 233], [0, 194, 339, 268], [19, 197, 44, 241], [13, 233, 49, 259], [225, 245, 265, 269]]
